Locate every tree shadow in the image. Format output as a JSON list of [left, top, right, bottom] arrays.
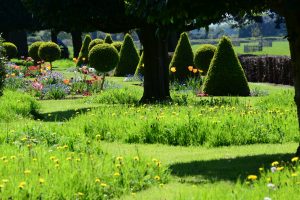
[[37, 107, 91, 122], [169, 153, 294, 184]]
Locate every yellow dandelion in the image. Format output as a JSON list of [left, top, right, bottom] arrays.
[[55, 164, 60, 168], [75, 158, 81, 162], [2, 179, 9, 184], [66, 157, 72, 161], [77, 192, 84, 197], [32, 158, 38, 162], [152, 158, 158, 163], [50, 156, 56, 161], [170, 67, 176, 73], [10, 155, 16, 160], [39, 178, 45, 184], [292, 173, 298, 177], [24, 170, 31, 175], [114, 172, 120, 177], [18, 181, 26, 189], [159, 183, 164, 187], [100, 183, 107, 187], [247, 175, 257, 181], [259, 167, 264, 171], [154, 175, 160, 181], [95, 178, 101, 183], [116, 164, 121, 168], [267, 177, 271, 182], [277, 166, 284, 171], [292, 157, 299, 162], [116, 156, 123, 161], [271, 161, 279, 167], [0, 184, 4, 189], [133, 156, 139, 161]]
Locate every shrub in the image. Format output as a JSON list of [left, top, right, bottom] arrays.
[[28, 41, 44, 63], [169, 32, 194, 81], [194, 44, 216, 75], [38, 42, 61, 69], [112, 41, 123, 52], [2, 42, 18, 59], [0, 39, 6, 96], [104, 34, 113, 44], [88, 39, 104, 51], [134, 52, 144, 77], [77, 34, 92, 67], [88, 44, 119, 73], [114, 34, 140, 76], [203, 36, 250, 96]]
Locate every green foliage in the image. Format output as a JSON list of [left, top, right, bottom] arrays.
[[77, 34, 92, 66], [38, 42, 61, 63], [203, 36, 250, 96], [104, 34, 113, 44], [194, 44, 216, 75], [134, 52, 144, 76], [28, 41, 44, 62], [2, 42, 18, 59], [114, 34, 140, 76], [0, 39, 6, 96], [88, 44, 119, 73], [112, 41, 123, 52], [169, 32, 194, 81], [88, 39, 104, 51]]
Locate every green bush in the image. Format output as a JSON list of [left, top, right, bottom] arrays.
[[112, 41, 123, 52], [169, 32, 194, 81], [104, 34, 113, 44], [134, 52, 144, 77], [77, 34, 91, 66], [2, 42, 18, 59], [38, 42, 61, 63], [194, 44, 216, 75], [203, 36, 250, 96], [88, 39, 104, 51], [88, 44, 119, 73], [0, 39, 6, 96], [28, 41, 44, 63], [114, 34, 140, 76]]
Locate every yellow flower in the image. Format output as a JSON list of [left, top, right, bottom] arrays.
[[193, 68, 198, 73], [116, 156, 123, 161], [75, 158, 81, 162], [95, 178, 101, 183], [55, 164, 60, 168], [50, 156, 56, 161], [188, 66, 193, 72], [114, 172, 120, 177], [170, 67, 176, 73], [96, 134, 101, 140], [116, 164, 121, 168], [152, 158, 158, 163], [247, 175, 257, 181], [154, 175, 160, 181], [100, 183, 107, 187], [32, 158, 38, 162], [82, 57, 86, 61], [277, 166, 284, 171], [133, 156, 139, 161], [66, 157, 72, 161], [292, 173, 298, 177], [2, 179, 9, 184], [77, 192, 84, 196], [267, 177, 271, 182], [24, 170, 31, 175], [73, 58, 77, 62], [259, 167, 264, 171], [18, 181, 26, 189], [39, 178, 45, 184], [199, 69, 204, 73], [292, 157, 299, 162], [271, 161, 279, 166], [11, 73, 16, 77]]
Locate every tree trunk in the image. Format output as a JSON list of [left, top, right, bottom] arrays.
[[3, 30, 28, 57], [51, 30, 59, 44], [139, 25, 171, 103], [285, 13, 300, 156], [71, 31, 82, 58]]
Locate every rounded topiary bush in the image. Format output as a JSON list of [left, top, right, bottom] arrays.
[[28, 41, 44, 63], [88, 44, 119, 73], [203, 36, 250, 96], [114, 34, 140, 76], [77, 34, 91, 66], [38, 42, 61, 62], [112, 41, 123, 52], [104, 34, 113, 44], [169, 32, 194, 81], [194, 44, 216, 75], [3, 42, 18, 59], [88, 39, 104, 51]]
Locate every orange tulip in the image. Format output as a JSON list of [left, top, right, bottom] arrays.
[[63, 79, 70, 85], [188, 66, 193, 71], [193, 69, 198, 73]]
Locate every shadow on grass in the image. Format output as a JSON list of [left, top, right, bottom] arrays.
[[170, 153, 294, 184], [37, 107, 91, 122]]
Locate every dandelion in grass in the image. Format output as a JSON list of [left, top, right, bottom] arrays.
[[100, 183, 107, 187], [292, 173, 298, 177], [271, 161, 279, 166], [18, 181, 26, 189], [39, 178, 45, 185], [95, 178, 101, 183], [292, 157, 299, 162], [114, 172, 120, 177], [77, 192, 84, 197], [24, 170, 31, 175], [154, 175, 160, 181], [276, 166, 284, 171], [2, 179, 9, 183], [133, 156, 139, 161], [247, 175, 257, 181]]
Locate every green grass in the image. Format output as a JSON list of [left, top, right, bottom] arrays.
[[193, 41, 290, 56]]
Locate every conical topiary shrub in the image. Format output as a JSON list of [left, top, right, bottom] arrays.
[[203, 36, 250, 96], [194, 44, 216, 75], [134, 52, 144, 77], [169, 32, 194, 81], [114, 34, 140, 76], [104, 34, 113, 44], [77, 34, 91, 66]]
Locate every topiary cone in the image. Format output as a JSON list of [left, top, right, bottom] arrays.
[[114, 33, 140, 76], [169, 32, 194, 81], [203, 36, 250, 96], [104, 34, 113, 44], [77, 34, 92, 67]]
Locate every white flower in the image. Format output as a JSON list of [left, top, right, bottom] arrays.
[[270, 167, 277, 173], [264, 197, 271, 200], [267, 183, 276, 190]]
